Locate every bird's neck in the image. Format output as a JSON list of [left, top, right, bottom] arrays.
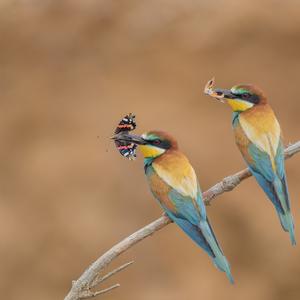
[[143, 157, 154, 173], [232, 111, 240, 127]]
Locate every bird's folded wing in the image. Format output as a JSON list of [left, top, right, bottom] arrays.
[[247, 140, 284, 180], [153, 156, 198, 198], [239, 110, 281, 172], [152, 154, 206, 223], [236, 123, 288, 215], [238, 111, 284, 180]]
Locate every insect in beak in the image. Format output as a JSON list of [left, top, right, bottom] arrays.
[[112, 113, 139, 160], [204, 78, 226, 103]]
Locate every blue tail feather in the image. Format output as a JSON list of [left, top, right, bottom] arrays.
[[168, 212, 234, 283], [251, 169, 296, 245], [278, 211, 296, 246], [200, 220, 234, 284]]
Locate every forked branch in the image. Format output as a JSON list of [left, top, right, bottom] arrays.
[[64, 141, 300, 300]]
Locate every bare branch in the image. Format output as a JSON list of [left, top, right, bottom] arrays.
[[64, 141, 300, 300], [64, 216, 171, 300]]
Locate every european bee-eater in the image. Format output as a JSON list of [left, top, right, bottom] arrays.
[[205, 79, 296, 245], [113, 130, 234, 283]]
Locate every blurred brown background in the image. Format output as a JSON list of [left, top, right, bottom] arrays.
[[1, 1, 300, 299]]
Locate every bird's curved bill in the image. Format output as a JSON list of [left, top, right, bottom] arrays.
[[111, 132, 147, 145], [204, 78, 236, 102]]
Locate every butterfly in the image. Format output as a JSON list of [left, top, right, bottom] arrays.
[[114, 113, 137, 160]]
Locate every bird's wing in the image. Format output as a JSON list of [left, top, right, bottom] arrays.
[[167, 186, 205, 225], [236, 114, 289, 213], [148, 159, 233, 278], [147, 164, 216, 255], [247, 141, 290, 212], [239, 110, 281, 171], [151, 153, 206, 223], [152, 154, 198, 199]]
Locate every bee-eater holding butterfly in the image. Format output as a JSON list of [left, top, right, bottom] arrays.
[[205, 79, 296, 245], [113, 130, 234, 283]]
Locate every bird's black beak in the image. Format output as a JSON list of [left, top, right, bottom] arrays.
[[213, 89, 237, 100], [111, 132, 147, 145], [204, 78, 237, 102]]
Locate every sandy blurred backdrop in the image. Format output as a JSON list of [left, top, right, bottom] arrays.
[[0, 0, 300, 299]]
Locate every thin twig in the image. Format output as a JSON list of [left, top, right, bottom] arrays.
[[64, 141, 300, 300], [90, 261, 134, 288], [79, 284, 120, 299]]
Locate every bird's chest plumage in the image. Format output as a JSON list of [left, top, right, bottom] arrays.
[[145, 165, 176, 212]]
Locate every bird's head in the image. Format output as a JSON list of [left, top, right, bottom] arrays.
[[209, 83, 267, 112], [112, 130, 177, 159], [139, 131, 177, 158]]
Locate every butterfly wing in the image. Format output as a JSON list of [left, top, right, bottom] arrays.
[[114, 113, 137, 160]]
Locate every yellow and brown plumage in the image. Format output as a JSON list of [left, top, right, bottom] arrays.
[[205, 80, 296, 245], [114, 130, 234, 282]]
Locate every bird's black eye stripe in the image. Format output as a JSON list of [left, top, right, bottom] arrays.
[[147, 138, 171, 149], [240, 92, 260, 104]]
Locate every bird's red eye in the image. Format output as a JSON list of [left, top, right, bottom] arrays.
[[153, 139, 161, 145], [242, 93, 251, 99]]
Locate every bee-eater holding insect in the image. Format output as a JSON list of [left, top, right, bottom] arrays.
[[113, 126, 234, 283], [204, 79, 296, 245]]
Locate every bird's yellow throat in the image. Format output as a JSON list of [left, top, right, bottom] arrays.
[[227, 99, 254, 112], [139, 145, 165, 158]]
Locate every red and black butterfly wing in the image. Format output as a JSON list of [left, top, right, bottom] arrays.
[[114, 113, 136, 134], [114, 113, 137, 160]]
